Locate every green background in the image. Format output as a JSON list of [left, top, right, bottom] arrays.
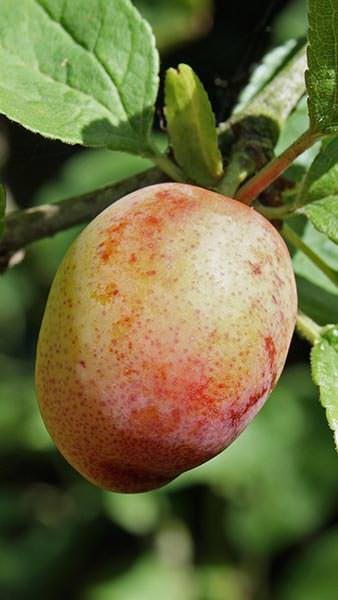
[[2, 1, 338, 598]]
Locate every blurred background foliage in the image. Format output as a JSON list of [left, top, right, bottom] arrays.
[[1, 0, 338, 598]]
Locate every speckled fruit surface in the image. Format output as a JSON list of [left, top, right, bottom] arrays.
[[36, 183, 297, 493]]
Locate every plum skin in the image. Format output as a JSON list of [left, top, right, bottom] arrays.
[[36, 183, 297, 493]]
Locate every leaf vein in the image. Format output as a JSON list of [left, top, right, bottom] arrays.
[[33, 0, 137, 134], [0, 44, 138, 145]]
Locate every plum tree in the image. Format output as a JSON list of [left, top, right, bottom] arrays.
[[36, 183, 297, 493]]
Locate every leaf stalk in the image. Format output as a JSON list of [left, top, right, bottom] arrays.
[[296, 312, 322, 345]]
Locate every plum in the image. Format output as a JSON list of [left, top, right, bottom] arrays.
[[36, 183, 297, 493]]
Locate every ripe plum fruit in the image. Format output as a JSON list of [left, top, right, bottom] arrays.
[[36, 183, 297, 492]]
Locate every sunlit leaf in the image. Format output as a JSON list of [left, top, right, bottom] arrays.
[[0, 0, 159, 154], [302, 196, 338, 244]]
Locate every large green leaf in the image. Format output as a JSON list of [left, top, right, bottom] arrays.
[[165, 64, 223, 186], [311, 326, 338, 451], [303, 196, 338, 244], [0, 0, 159, 154], [306, 0, 338, 133]]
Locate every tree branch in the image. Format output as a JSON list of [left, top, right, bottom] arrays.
[[218, 45, 307, 196], [0, 167, 167, 269]]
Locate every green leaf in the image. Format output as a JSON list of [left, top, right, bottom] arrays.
[[311, 326, 338, 450], [302, 196, 338, 244], [299, 137, 338, 202], [0, 185, 5, 239], [292, 221, 338, 323], [0, 0, 159, 154], [164, 63, 223, 186], [293, 221, 338, 294], [306, 0, 338, 134]]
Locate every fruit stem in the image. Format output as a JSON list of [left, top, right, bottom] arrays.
[[282, 224, 338, 288], [296, 312, 321, 345], [217, 150, 255, 196], [150, 151, 186, 182], [235, 129, 320, 205]]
